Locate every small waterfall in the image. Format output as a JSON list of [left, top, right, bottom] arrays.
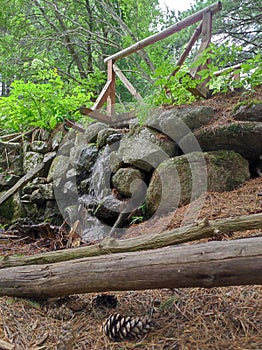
[[79, 145, 115, 241], [88, 145, 112, 200]]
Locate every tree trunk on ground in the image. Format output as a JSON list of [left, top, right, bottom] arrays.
[[0, 237, 261, 298], [1, 213, 261, 268], [0, 152, 56, 206]]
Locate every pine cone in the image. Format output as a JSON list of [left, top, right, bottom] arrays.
[[103, 313, 154, 341], [46, 304, 73, 321]]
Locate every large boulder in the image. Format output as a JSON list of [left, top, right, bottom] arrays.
[[145, 150, 250, 217], [145, 106, 214, 141], [180, 122, 262, 162], [116, 126, 178, 172]]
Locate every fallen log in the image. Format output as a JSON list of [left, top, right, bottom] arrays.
[[0, 152, 56, 206], [0, 140, 21, 150], [0, 237, 261, 298], [1, 212, 261, 269]]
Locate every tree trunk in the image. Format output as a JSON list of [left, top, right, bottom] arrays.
[[0, 237, 261, 298]]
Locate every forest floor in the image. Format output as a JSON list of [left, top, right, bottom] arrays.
[[0, 87, 262, 350]]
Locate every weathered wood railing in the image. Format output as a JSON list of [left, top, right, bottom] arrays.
[[80, 1, 222, 122]]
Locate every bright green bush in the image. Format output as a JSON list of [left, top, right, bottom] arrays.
[[0, 60, 105, 132]]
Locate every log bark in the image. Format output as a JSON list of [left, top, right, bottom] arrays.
[[0, 237, 261, 298], [1, 213, 262, 269]]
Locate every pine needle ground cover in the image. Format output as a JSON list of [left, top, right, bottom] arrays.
[[0, 177, 261, 349]]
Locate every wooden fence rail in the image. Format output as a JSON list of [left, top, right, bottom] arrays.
[[80, 1, 222, 122]]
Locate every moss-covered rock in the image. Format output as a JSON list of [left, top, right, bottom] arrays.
[[180, 122, 262, 162], [145, 150, 250, 217], [23, 151, 44, 173], [47, 155, 70, 183], [0, 192, 24, 222], [112, 167, 148, 198]]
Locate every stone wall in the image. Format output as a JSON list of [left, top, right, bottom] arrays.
[[0, 102, 261, 240]]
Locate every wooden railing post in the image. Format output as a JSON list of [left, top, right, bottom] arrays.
[[80, 1, 222, 121], [107, 59, 116, 117]]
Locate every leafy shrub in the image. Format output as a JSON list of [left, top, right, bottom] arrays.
[[147, 43, 262, 107], [0, 60, 105, 132]]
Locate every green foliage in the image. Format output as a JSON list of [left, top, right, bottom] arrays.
[[146, 62, 197, 107], [147, 43, 262, 107], [193, 44, 262, 93], [0, 60, 104, 132], [130, 203, 146, 225]]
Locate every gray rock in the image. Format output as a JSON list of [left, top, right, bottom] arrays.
[[0, 174, 20, 190], [38, 183, 54, 200], [45, 200, 62, 224], [9, 155, 24, 176], [146, 106, 214, 141], [69, 145, 98, 170], [96, 128, 122, 149], [47, 155, 70, 182], [106, 133, 123, 146], [31, 188, 46, 206], [32, 128, 50, 141], [23, 202, 38, 217], [232, 103, 262, 122], [75, 132, 89, 147], [66, 168, 77, 179], [145, 150, 250, 217], [109, 151, 124, 173], [23, 152, 44, 173], [94, 194, 122, 224], [63, 181, 77, 194], [58, 139, 75, 156], [51, 130, 64, 150], [22, 177, 47, 196], [78, 178, 91, 194], [112, 167, 148, 198], [116, 126, 178, 172], [84, 122, 108, 143], [31, 140, 49, 153], [180, 122, 262, 161], [0, 192, 24, 221]]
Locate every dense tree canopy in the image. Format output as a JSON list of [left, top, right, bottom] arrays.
[[0, 0, 261, 130]]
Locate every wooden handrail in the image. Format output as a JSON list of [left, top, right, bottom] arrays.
[[104, 1, 222, 63], [80, 1, 222, 122]]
